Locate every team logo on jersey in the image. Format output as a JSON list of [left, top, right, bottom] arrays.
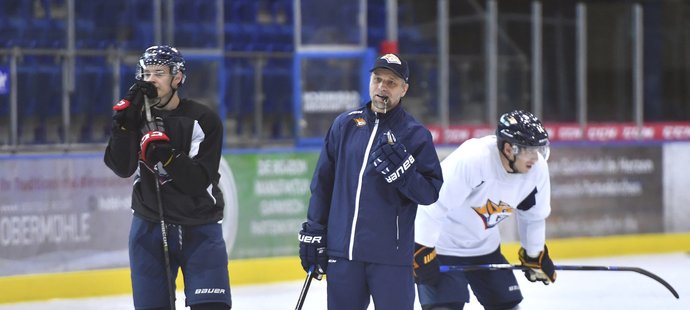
[[380, 54, 402, 65], [472, 199, 513, 229], [353, 117, 366, 127]]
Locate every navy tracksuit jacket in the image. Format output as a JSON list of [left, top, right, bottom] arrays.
[[306, 102, 443, 266]]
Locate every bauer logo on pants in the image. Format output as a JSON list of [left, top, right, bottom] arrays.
[[194, 288, 226, 295]]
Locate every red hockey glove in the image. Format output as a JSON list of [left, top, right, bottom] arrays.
[[139, 130, 173, 166]]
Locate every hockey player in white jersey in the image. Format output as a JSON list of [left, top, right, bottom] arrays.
[[413, 110, 556, 310]]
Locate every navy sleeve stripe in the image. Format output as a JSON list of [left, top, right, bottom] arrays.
[[517, 187, 537, 211]]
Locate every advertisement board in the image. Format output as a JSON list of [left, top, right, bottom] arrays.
[[224, 151, 319, 259], [547, 145, 663, 237], [0, 151, 318, 276], [0, 155, 132, 276], [2, 142, 688, 277]]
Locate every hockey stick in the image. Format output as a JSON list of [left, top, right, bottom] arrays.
[[295, 266, 316, 310], [439, 264, 679, 299], [144, 93, 176, 310], [154, 165, 176, 309]]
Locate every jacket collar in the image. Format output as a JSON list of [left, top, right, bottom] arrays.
[[363, 99, 405, 125]]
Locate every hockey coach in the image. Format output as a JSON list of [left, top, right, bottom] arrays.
[[298, 53, 444, 309]]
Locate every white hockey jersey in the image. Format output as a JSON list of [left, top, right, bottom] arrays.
[[415, 135, 551, 257]]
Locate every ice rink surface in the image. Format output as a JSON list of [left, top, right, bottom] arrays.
[[1, 252, 688, 310]]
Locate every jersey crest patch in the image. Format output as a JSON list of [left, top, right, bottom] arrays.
[[380, 54, 402, 65], [353, 117, 366, 127], [472, 199, 513, 229]]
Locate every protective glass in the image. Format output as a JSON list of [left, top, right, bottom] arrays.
[[513, 144, 550, 161]]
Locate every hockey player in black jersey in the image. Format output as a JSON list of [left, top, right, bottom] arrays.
[[104, 45, 231, 310]]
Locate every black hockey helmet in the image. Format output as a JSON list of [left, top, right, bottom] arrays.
[[496, 110, 550, 159], [136, 45, 186, 86]]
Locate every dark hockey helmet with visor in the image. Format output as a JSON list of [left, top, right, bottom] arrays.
[[496, 110, 550, 160], [135, 45, 186, 86]]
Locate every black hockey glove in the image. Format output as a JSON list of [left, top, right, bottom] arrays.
[[138, 80, 158, 99], [370, 130, 415, 184], [298, 222, 327, 280], [519, 245, 557, 285], [413, 243, 441, 285], [140, 130, 174, 166], [112, 81, 147, 131]]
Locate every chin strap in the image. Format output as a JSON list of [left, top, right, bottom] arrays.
[[500, 144, 518, 173], [154, 81, 178, 109]]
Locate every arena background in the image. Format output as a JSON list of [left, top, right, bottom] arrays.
[[1, 0, 690, 304]]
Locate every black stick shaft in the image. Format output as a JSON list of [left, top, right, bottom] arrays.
[[295, 266, 315, 310], [439, 264, 679, 299], [145, 97, 176, 309], [154, 165, 176, 309]]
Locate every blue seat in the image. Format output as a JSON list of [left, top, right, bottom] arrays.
[[0, 91, 8, 144], [225, 1, 260, 51], [0, 0, 66, 48], [15, 56, 62, 143], [262, 58, 291, 113], [27, 18, 64, 48], [74, 1, 132, 49], [261, 58, 293, 138], [173, 1, 218, 48], [3, 17, 29, 47], [251, 0, 293, 52], [399, 27, 436, 53], [0, 86, 8, 119], [225, 58, 257, 136], [367, 0, 386, 47], [73, 57, 114, 142], [120, 0, 154, 49]]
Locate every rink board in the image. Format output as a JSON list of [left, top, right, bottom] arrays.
[[2, 143, 690, 304], [1, 232, 689, 304]]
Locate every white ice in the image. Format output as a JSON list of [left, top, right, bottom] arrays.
[[1, 252, 688, 309]]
